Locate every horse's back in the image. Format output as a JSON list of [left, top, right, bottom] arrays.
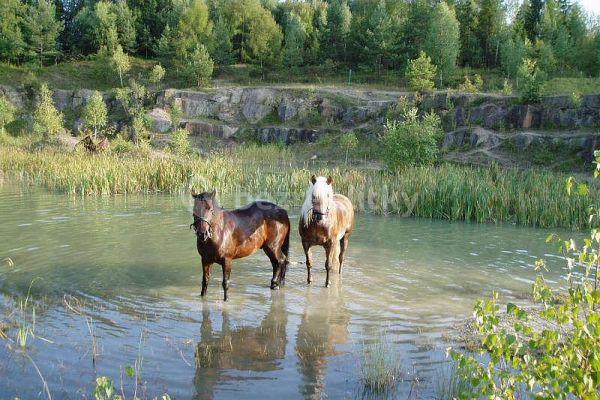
[[334, 194, 354, 232], [235, 201, 289, 223], [231, 201, 290, 236]]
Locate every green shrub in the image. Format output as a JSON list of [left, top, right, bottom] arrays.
[[149, 64, 166, 84], [517, 58, 546, 104], [381, 108, 441, 169], [170, 128, 192, 155], [458, 74, 483, 93], [33, 84, 63, 138], [386, 96, 411, 121], [405, 51, 436, 92], [0, 96, 15, 135], [570, 91, 582, 108], [109, 136, 134, 154], [501, 78, 513, 96]]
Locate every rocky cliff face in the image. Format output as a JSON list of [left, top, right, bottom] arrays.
[[2, 83, 599, 163]]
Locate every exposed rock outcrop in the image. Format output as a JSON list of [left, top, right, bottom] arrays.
[[147, 108, 172, 133], [183, 119, 238, 139], [257, 127, 325, 144]]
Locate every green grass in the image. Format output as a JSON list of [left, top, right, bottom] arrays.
[[359, 334, 403, 394], [542, 77, 600, 96], [0, 56, 185, 91], [434, 362, 474, 400], [2, 58, 598, 96], [0, 137, 596, 229]]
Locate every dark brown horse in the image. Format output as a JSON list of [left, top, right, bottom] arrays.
[[299, 176, 355, 287], [191, 190, 290, 301]]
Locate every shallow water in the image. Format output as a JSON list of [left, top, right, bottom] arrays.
[[0, 183, 574, 399]]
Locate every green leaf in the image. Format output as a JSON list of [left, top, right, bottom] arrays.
[[125, 365, 135, 378]]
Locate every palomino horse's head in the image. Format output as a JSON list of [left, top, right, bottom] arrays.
[[306, 175, 334, 224], [191, 189, 217, 241]]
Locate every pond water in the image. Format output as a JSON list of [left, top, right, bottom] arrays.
[[0, 183, 574, 399]]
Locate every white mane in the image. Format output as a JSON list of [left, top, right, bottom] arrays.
[[301, 176, 333, 226]]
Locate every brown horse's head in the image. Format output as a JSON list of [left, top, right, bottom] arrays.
[[191, 189, 217, 241]]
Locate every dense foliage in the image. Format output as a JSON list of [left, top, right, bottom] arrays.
[[382, 107, 442, 169], [0, 0, 597, 84], [449, 157, 600, 399]]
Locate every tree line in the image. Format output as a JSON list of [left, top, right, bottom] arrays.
[[0, 0, 599, 82]]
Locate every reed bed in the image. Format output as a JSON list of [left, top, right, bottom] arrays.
[[0, 145, 595, 229]]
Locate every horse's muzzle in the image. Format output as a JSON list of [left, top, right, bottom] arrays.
[[191, 222, 211, 241], [197, 230, 211, 242]]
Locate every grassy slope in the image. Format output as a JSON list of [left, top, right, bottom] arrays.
[[2, 59, 599, 95], [0, 57, 185, 91]]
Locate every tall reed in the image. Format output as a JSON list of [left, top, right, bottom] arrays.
[[0, 145, 595, 229]]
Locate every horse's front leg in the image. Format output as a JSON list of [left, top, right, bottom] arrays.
[[324, 242, 333, 288], [201, 260, 212, 297], [221, 258, 232, 302], [302, 240, 312, 284]]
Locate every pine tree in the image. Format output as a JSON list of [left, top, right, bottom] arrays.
[[82, 91, 108, 140], [0, 0, 26, 62], [535, 39, 557, 74], [401, 0, 432, 63], [456, 0, 481, 67], [184, 44, 214, 87], [155, 24, 175, 59], [405, 51, 437, 92], [500, 33, 529, 78], [304, 0, 327, 64], [477, 0, 505, 67], [283, 12, 305, 69], [22, 0, 63, 65], [210, 16, 234, 66], [113, 1, 137, 53], [349, 0, 393, 72], [524, 0, 544, 41], [323, 0, 351, 62], [424, 2, 460, 87]]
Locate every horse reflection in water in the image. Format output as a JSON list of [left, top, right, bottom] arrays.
[[193, 293, 288, 400], [295, 277, 351, 399], [192, 277, 351, 399]]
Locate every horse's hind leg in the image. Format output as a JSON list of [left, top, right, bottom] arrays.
[[302, 240, 312, 284], [264, 247, 283, 290], [221, 258, 232, 301], [339, 232, 350, 274]]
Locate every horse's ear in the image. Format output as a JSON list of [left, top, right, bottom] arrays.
[[326, 176, 333, 185], [191, 188, 198, 197], [310, 175, 317, 184], [210, 189, 216, 199]]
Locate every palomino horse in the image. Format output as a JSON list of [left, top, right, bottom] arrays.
[[191, 190, 290, 301], [299, 176, 355, 287]]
